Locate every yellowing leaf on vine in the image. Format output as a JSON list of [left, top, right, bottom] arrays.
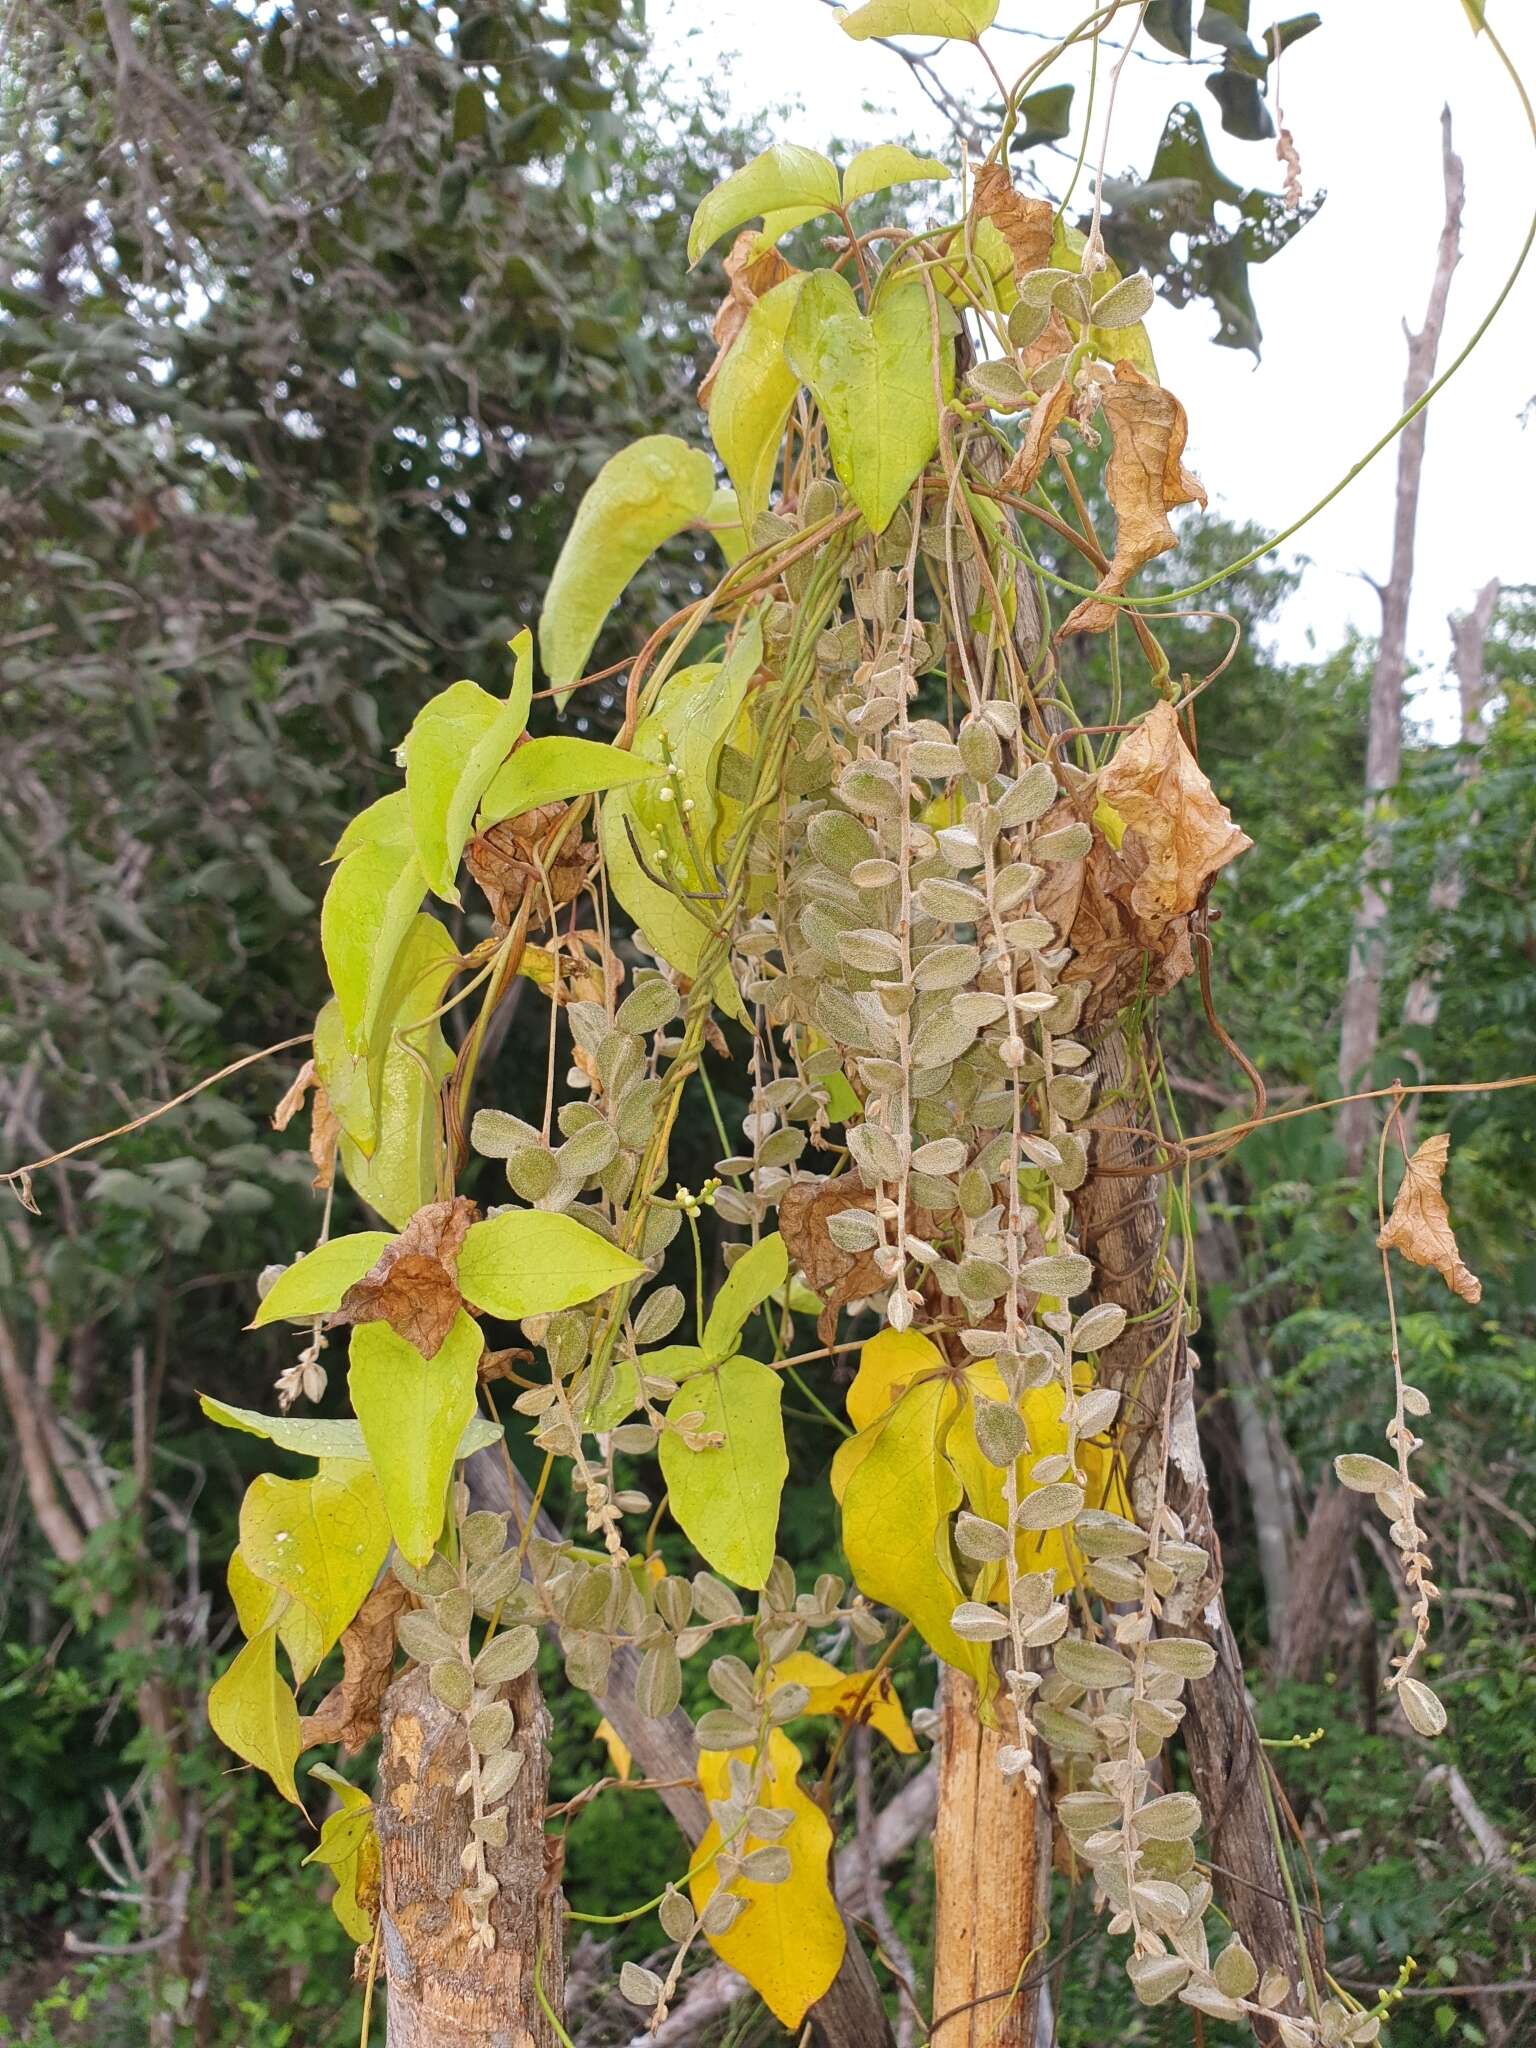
[[320, 832, 427, 1053], [688, 144, 840, 267], [845, 1327, 944, 1432], [707, 272, 808, 531], [347, 1311, 483, 1566], [239, 1462, 392, 1683], [842, 144, 952, 206], [594, 1717, 633, 1780], [208, 1623, 303, 1808], [840, 0, 998, 38], [538, 436, 717, 693], [785, 269, 957, 534], [839, 1376, 995, 1698], [201, 1395, 502, 1465], [705, 484, 749, 566], [401, 632, 533, 903], [689, 1730, 846, 2029], [702, 1231, 788, 1360], [1377, 1132, 1483, 1304], [332, 914, 459, 1225], [659, 1352, 787, 1590], [328, 788, 413, 863], [249, 1232, 392, 1327], [456, 1209, 644, 1321], [477, 736, 660, 830], [302, 1766, 380, 1942], [770, 1650, 918, 1754]]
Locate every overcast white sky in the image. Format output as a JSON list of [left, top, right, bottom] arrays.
[[651, 1, 1536, 717]]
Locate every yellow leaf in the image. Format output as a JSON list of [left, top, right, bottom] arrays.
[[708, 273, 808, 531], [594, 1717, 633, 1781], [208, 1624, 303, 1807], [839, 1377, 994, 1699], [401, 635, 533, 902], [248, 1232, 392, 1327], [320, 833, 427, 1053], [303, 1769, 379, 1942], [770, 1650, 917, 1754], [844, 1326, 944, 1432], [238, 1462, 392, 1684], [689, 1730, 846, 2029]]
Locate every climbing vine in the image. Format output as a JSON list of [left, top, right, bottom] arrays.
[[15, 2, 1527, 2043]]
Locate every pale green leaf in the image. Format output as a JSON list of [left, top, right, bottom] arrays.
[[348, 1311, 483, 1566], [328, 789, 413, 863], [759, 204, 830, 244], [538, 437, 716, 692], [302, 1772, 378, 1940], [208, 1624, 303, 1806], [708, 273, 808, 531], [457, 1209, 644, 1320], [688, 144, 840, 267], [334, 915, 458, 1225], [312, 996, 375, 1156], [248, 1232, 392, 1326], [660, 1353, 787, 1589], [202, 1394, 502, 1462], [839, 0, 998, 39], [478, 736, 660, 829], [320, 833, 428, 1052], [703, 1232, 788, 1359], [402, 630, 533, 902], [842, 145, 952, 206], [239, 1464, 391, 1681], [227, 1548, 324, 1683], [785, 271, 956, 533], [1458, 0, 1485, 32]]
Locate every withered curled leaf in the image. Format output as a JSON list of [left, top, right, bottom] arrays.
[[299, 1576, 411, 1755], [778, 1175, 883, 1346], [971, 163, 1053, 282], [698, 230, 797, 407], [1097, 700, 1252, 926], [1000, 377, 1072, 497], [1377, 1133, 1482, 1305], [332, 1196, 478, 1360], [1059, 363, 1206, 637], [272, 1058, 340, 1191], [464, 785, 596, 933]]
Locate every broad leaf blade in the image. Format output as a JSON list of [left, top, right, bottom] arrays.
[[347, 1311, 482, 1566], [660, 1354, 787, 1589], [688, 144, 839, 267], [201, 1394, 502, 1462], [839, 0, 998, 38], [708, 273, 807, 531], [402, 631, 533, 902], [537, 436, 716, 693], [208, 1624, 303, 1806], [457, 1210, 644, 1319], [702, 1231, 788, 1359], [239, 1465, 391, 1681], [477, 735, 660, 828], [841, 145, 951, 206], [249, 1233, 392, 1326], [320, 833, 427, 1052]]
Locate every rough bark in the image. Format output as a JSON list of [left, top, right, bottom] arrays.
[[1274, 1480, 1368, 1685], [377, 1664, 564, 2048], [1337, 108, 1465, 1168], [929, 1670, 1051, 2048], [463, 1450, 894, 2048], [1075, 1021, 1325, 2043]]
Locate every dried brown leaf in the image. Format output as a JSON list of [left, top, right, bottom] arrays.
[[332, 1196, 478, 1359], [272, 1059, 317, 1132], [1097, 701, 1252, 925], [1377, 1134, 1482, 1304], [465, 800, 595, 932], [308, 1083, 340, 1193], [971, 164, 1053, 283], [999, 377, 1072, 498], [299, 1577, 411, 1755], [778, 1175, 883, 1346], [1058, 363, 1206, 637], [698, 231, 797, 407]]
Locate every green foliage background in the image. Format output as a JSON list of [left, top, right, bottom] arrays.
[[1, 3, 1532, 2044]]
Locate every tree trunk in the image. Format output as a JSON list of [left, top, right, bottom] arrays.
[[1274, 1481, 1368, 1686], [1336, 108, 1465, 1169], [1399, 575, 1500, 1141], [929, 1670, 1051, 2048], [464, 1451, 895, 2048], [1076, 1020, 1326, 2043], [1195, 1200, 1298, 1629], [376, 1665, 564, 2048]]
